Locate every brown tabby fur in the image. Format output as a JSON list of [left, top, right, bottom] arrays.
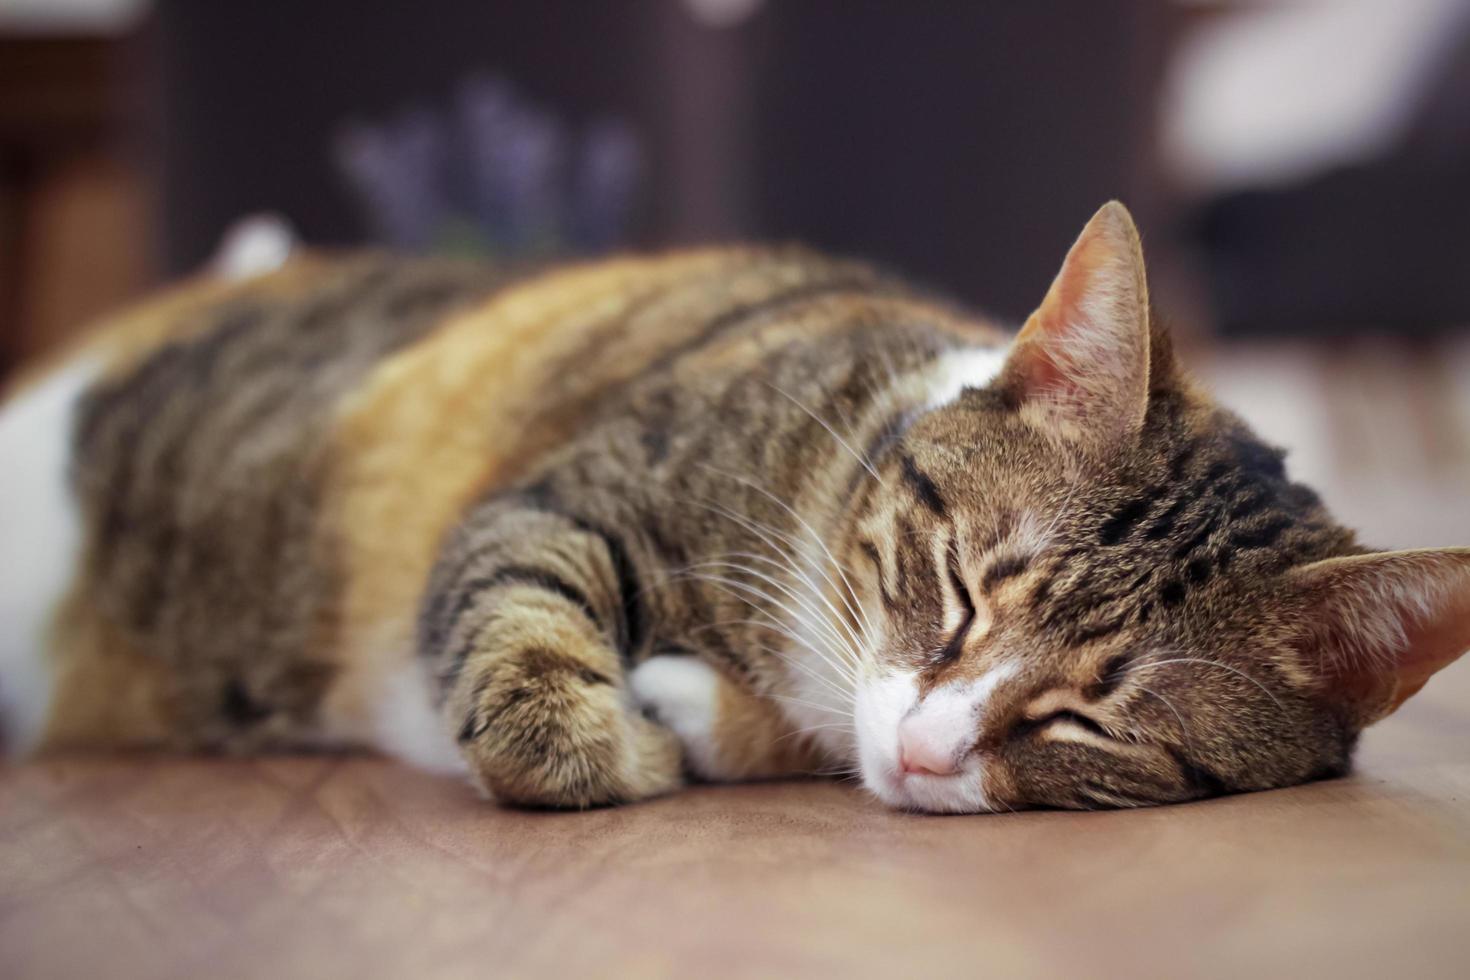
[[7, 202, 1468, 811]]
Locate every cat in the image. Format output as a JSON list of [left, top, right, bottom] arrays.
[[1, 202, 1466, 812]]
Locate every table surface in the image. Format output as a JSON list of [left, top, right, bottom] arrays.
[[4, 653, 1469, 980]]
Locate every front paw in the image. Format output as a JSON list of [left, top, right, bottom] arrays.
[[629, 655, 724, 779], [457, 646, 681, 808]]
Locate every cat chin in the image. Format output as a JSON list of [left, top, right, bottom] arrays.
[[872, 761, 997, 815]]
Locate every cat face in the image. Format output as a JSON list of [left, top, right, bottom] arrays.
[[846, 203, 1470, 812]]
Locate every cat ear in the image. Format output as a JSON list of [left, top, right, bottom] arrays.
[[1001, 201, 1153, 445], [1286, 548, 1470, 724]]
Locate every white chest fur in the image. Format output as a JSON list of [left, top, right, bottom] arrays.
[[0, 357, 99, 753]]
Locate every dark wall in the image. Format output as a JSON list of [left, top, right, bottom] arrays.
[[152, 2, 661, 267], [153, 0, 1166, 321], [750, 2, 1165, 317]]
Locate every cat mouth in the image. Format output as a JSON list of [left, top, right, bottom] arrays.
[[863, 754, 996, 814]]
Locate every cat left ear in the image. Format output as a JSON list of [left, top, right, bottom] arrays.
[[1000, 201, 1154, 446], [1286, 548, 1470, 725]]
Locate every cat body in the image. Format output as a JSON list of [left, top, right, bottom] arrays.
[[2, 204, 1466, 811]]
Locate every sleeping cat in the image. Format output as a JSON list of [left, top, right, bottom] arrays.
[[1, 202, 1466, 812]]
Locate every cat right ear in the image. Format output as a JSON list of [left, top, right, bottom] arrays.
[[1286, 548, 1470, 725], [999, 201, 1156, 447]]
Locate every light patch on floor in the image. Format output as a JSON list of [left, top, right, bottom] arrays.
[[1199, 337, 1470, 550]]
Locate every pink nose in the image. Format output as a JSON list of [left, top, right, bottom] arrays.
[[898, 718, 960, 776]]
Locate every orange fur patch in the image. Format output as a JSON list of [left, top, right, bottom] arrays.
[[316, 253, 738, 733], [42, 592, 175, 748]]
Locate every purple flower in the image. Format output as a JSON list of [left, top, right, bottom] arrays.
[[335, 74, 643, 256], [335, 109, 450, 250]]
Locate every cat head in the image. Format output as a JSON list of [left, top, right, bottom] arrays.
[[847, 202, 1470, 812]]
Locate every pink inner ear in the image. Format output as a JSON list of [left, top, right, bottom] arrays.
[[1012, 335, 1071, 402], [1017, 231, 1107, 378], [1385, 584, 1470, 711], [1004, 206, 1152, 441], [1304, 551, 1470, 720], [1019, 257, 1096, 393]]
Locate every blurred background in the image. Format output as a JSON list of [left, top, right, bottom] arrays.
[[1, 0, 1467, 546]]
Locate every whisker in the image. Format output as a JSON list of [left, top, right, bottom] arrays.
[[764, 692, 850, 716], [765, 381, 883, 484], [693, 552, 870, 666], [691, 500, 880, 648], [771, 721, 856, 746], [751, 642, 856, 704], [710, 504, 878, 642], [676, 572, 863, 687], [693, 466, 882, 655], [677, 618, 861, 696], [697, 463, 852, 589], [680, 561, 863, 673], [1129, 654, 1287, 717], [1132, 683, 1195, 758], [1039, 473, 1082, 542]]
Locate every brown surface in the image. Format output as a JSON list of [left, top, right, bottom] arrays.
[[3, 652, 1468, 980]]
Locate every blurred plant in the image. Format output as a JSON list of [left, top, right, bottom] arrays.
[[336, 109, 450, 252], [335, 76, 642, 258], [573, 121, 643, 253]]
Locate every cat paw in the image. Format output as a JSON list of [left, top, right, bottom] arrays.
[[629, 655, 724, 779], [457, 644, 682, 808]]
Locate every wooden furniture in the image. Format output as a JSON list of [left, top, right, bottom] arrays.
[[0, 33, 153, 375]]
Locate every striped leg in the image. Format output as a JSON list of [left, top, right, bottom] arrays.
[[420, 502, 680, 808]]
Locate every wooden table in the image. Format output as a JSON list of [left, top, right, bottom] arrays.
[[4, 653, 1468, 979]]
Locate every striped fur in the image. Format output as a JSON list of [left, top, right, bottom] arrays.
[[2, 202, 1466, 812]]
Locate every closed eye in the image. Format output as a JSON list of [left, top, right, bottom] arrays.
[[1011, 709, 1113, 741], [1087, 652, 1135, 700], [935, 541, 975, 663]]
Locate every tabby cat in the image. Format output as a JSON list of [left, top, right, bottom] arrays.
[[2, 202, 1466, 812]]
